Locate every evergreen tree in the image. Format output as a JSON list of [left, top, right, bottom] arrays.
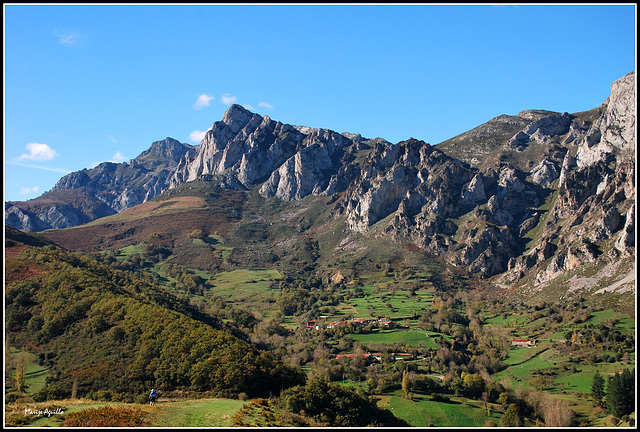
[[591, 370, 606, 408], [605, 369, 635, 418]]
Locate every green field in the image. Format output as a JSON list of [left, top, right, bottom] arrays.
[[150, 398, 246, 427], [349, 329, 448, 349], [6, 348, 49, 396], [379, 393, 500, 427], [325, 273, 435, 324], [588, 310, 635, 332], [208, 269, 281, 305]]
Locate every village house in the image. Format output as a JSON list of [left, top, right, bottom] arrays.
[[393, 352, 416, 361], [378, 318, 393, 328], [327, 320, 348, 329], [352, 318, 368, 327], [511, 338, 536, 347]]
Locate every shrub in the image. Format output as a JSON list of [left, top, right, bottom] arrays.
[[62, 406, 147, 427], [32, 384, 67, 402], [281, 378, 408, 427], [5, 412, 36, 427]]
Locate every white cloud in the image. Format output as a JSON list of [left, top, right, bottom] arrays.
[[20, 185, 39, 195], [221, 93, 238, 105], [243, 104, 255, 111], [55, 30, 83, 47], [14, 143, 58, 161], [109, 152, 128, 163], [8, 162, 70, 174], [193, 94, 215, 110], [258, 101, 274, 109], [189, 130, 207, 142]]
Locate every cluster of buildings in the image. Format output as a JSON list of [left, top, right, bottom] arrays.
[[306, 317, 394, 330], [334, 352, 416, 363]]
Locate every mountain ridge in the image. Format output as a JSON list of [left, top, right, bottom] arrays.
[[5, 71, 636, 288]]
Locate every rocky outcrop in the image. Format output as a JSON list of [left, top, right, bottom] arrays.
[[575, 72, 636, 167], [342, 139, 475, 231], [498, 71, 636, 286], [170, 104, 365, 202], [4, 204, 41, 232], [506, 112, 572, 151]]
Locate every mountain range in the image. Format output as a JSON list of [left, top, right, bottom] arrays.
[[5, 71, 636, 296]]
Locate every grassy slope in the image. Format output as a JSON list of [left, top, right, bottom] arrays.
[[7, 399, 246, 427], [378, 392, 501, 427]]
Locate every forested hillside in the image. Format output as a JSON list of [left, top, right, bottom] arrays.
[[5, 230, 304, 401]]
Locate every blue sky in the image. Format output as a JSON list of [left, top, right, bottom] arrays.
[[4, 4, 636, 202]]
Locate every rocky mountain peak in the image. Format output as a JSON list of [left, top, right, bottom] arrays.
[[221, 104, 260, 134], [169, 104, 364, 199], [575, 71, 636, 167], [136, 137, 195, 166], [516, 109, 560, 121]]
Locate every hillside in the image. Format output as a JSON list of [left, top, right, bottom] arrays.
[[5, 228, 305, 401]]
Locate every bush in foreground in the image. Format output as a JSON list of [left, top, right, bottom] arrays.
[[62, 406, 147, 427], [280, 378, 409, 427]]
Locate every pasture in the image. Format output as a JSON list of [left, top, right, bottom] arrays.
[[6, 348, 49, 396], [378, 392, 500, 427], [349, 329, 447, 349], [207, 269, 281, 306]]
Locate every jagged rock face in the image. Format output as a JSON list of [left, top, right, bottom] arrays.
[[506, 112, 573, 151], [258, 129, 354, 200], [170, 104, 360, 201], [575, 72, 636, 167], [499, 71, 636, 286], [4, 204, 41, 232], [343, 139, 475, 231]]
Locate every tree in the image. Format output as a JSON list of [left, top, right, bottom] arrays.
[[281, 377, 408, 427], [500, 403, 523, 427], [606, 369, 635, 418], [541, 396, 575, 427], [462, 372, 485, 398], [5, 338, 14, 389], [15, 352, 26, 393], [402, 369, 411, 398], [591, 370, 606, 408]]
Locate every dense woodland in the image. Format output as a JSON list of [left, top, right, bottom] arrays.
[[5, 244, 304, 402]]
